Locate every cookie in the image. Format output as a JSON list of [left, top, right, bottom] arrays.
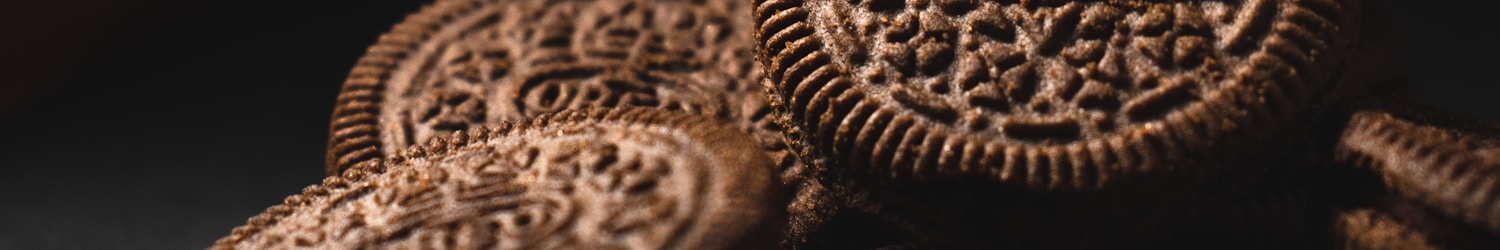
[[1336, 207, 1442, 250], [1337, 108, 1500, 234], [326, 0, 762, 174], [1333, 194, 1500, 249], [323, 0, 860, 247], [216, 108, 782, 249], [753, 0, 1364, 190]]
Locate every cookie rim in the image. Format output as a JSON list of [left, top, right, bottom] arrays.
[[326, 0, 486, 175]]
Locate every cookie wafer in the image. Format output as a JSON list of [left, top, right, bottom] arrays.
[[218, 108, 782, 249], [753, 0, 1364, 190], [1337, 107, 1500, 235], [322, 0, 849, 246], [327, 0, 763, 174]]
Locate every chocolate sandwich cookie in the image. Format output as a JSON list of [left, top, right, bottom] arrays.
[[217, 108, 782, 249], [751, 0, 1386, 246], [1335, 207, 1434, 250], [1337, 107, 1500, 235], [753, 0, 1365, 189], [323, 0, 859, 247], [1333, 194, 1500, 249], [326, 0, 761, 175]]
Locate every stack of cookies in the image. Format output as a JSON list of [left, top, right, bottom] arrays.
[[214, 0, 1500, 249]]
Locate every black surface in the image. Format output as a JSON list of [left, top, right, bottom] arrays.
[[1390, 2, 1500, 119], [0, 0, 430, 248], [0, 0, 1494, 249]]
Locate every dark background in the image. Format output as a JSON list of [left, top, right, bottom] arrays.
[[0, 0, 1495, 249]]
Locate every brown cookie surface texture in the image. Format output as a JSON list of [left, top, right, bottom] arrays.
[[1337, 109, 1500, 235], [217, 108, 781, 249], [754, 0, 1362, 190], [327, 0, 767, 174], [319, 0, 846, 245], [1332, 194, 1500, 250], [324, 0, 841, 247]]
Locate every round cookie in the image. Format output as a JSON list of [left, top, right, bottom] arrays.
[[322, 0, 856, 247], [216, 108, 782, 249], [753, 0, 1364, 190], [326, 0, 764, 175]]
